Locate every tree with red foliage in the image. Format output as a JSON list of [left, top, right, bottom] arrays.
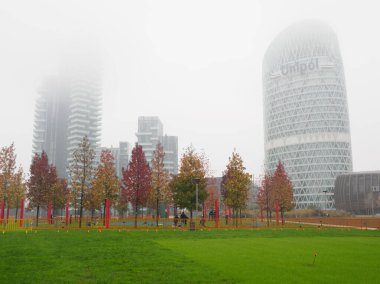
[[271, 161, 293, 224], [120, 143, 151, 227], [257, 174, 273, 226], [27, 151, 58, 226]]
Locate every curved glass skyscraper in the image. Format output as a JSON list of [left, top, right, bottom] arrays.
[[263, 21, 353, 209]]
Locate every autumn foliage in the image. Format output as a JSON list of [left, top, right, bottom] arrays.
[[221, 151, 251, 226], [91, 149, 119, 221], [257, 161, 293, 225], [0, 143, 26, 223], [27, 151, 58, 226], [149, 143, 171, 225], [171, 146, 208, 219], [121, 143, 151, 227]]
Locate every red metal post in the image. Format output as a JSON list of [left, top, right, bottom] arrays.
[[65, 200, 69, 226], [215, 199, 219, 228], [260, 207, 263, 223], [19, 198, 24, 227], [47, 202, 52, 224], [0, 200, 4, 224], [276, 200, 279, 225], [105, 198, 110, 229]]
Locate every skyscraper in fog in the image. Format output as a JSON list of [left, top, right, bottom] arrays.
[[32, 77, 69, 178], [263, 21, 353, 209], [65, 60, 102, 168], [136, 116, 178, 174], [162, 135, 178, 174], [136, 116, 163, 164], [32, 58, 102, 178]]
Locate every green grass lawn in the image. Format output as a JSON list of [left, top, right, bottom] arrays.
[[1, 228, 379, 283]]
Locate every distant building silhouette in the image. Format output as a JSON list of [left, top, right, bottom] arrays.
[[101, 142, 130, 178], [136, 116, 178, 174]]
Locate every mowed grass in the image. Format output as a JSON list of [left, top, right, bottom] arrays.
[[1, 228, 380, 283]]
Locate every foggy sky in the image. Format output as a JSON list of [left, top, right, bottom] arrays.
[[1, 0, 380, 179]]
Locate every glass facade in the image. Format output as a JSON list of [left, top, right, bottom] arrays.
[[263, 21, 353, 209], [335, 172, 380, 214]]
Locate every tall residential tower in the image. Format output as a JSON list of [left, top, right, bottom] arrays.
[[32, 77, 69, 178], [32, 59, 102, 178]]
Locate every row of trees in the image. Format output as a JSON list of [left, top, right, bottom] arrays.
[[257, 161, 294, 225], [0, 137, 294, 228]]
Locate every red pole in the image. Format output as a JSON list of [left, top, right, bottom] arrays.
[[47, 202, 52, 224], [19, 198, 24, 227], [65, 200, 69, 226], [6, 206, 10, 224], [105, 198, 110, 229], [276, 200, 279, 225], [260, 207, 263, 223], [215, 199, 219, 228], [228, 207, 232, 218], [0, 200, 4, 224]]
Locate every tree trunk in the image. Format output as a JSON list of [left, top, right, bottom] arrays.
[[36, 205, 40, 227], [232, 207, 235, 226], [134, 203, 138, 228], [235, 208, 238, 227], [74, 205, 77, 221], [103, 204, 106, 225], [15, 205, 19, 223], [79, 190, 84, 228], [281, 209, 285, 225], [156, 198, 159, 227]]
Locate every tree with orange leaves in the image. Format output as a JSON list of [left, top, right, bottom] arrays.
[[149, 143, 171, 226], [92, 149, 119, 222], [0, 143, 17, 222], [221, 151, 251, 226], [8, 167, 26, 221], [171, 146, 208, 220], [51, 178, 69, 217]]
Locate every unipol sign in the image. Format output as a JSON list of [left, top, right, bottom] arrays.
[[280, 58, 319, 76]]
